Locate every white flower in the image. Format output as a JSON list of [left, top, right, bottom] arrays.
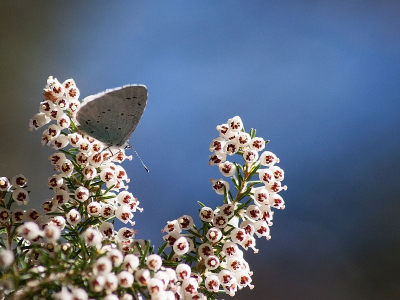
[[67, 99, 80, 113], [12, 188, 29, 206], [147, 278, 164, 296], [93, 256, 113, 275], [117, 227, 135, 241], [48, 152, 66, 166], [211, 179, 229, 195], [83, 228, 102, 247], [173, 237, 190, 256], [259, 151, 279, 167], [11, 209, 24, 223], [182, 277, 199, 295], [75, 186, 90, 202], [222, 241, 239, 257], [100, 203, 115, 218], [17, 221, 42, 241], [218, 269, 235, 285], [227, 116, 243, 132], [135, 269, 150, 286], [104, 273, 118, 292], [230, 228, 246, 244], [213, 213, 229, 229], [246, 205, 262, 221], [209, 137, 226, 152], [208, 152, 226, 165], [250, 137, 266, 151], [90, 275, 105, 292], [52, 286, 72, 300], [54, 189, 69, 206], [243, 149, 259, 163], [120, 254, 139, 273], [99, 222, 114, 238], [29, 112, 51, 130], [234, 269, 252, 288], [175, 263, 191, 281], [103, 295, 119, 300], [205, 274, 220, 292], [0, 208, 11, 223], [117, 191, 135, 206], [178, 215, 194, 230], [83, 166, 97, 180], [146, 254, 162, 271], [0, 177, 10, 191], [199, 207, 214, 222], [71, 288, 88, 300], [106, 248, 123, 267], [0, 250, 14, 269], [205, 255, 220, 270], [66, 209, 81, 226], [118, 271, 134, 288], [11, 174, 28, 188], [206, 227, 222, 243], [218, 161, 236, 177], [223, 140, 239, 155], [269, 165, 285, 181], [87, 202, 101, 216], [269, 193, 285, 209], [59, 159, 74, 176], [237, 132, 251, 146], [100, 167, 117, 185], [254, 220, 271, 239], [44, 224, 61, 242], [198, 243, 214, 259], [115, 205, 133, 224], [52, 135, 69, 149], [50, 216, 66, 230]]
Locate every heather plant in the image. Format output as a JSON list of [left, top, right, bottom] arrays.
[[0, 77, 287, 300]]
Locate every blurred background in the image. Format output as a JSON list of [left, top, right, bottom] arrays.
[[1, 1, 400, 299]]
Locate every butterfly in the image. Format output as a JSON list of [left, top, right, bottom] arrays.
[[75, 85, 148, 147]]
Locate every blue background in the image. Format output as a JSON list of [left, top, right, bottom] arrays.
[[1, 1, 400, 299]]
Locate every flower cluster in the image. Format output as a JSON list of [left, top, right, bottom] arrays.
[[159, 116, 287, 297], [0, 77, 287, 300]]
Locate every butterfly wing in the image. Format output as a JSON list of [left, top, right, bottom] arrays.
[[75, 85, 148, 146]]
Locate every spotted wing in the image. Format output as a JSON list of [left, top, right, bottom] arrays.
[[75, 85, 148, 146]]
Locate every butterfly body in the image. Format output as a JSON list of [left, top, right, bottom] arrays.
[[75, 85, 148, 147]]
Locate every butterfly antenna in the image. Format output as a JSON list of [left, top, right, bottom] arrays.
[[126, 144, 149, 172]]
